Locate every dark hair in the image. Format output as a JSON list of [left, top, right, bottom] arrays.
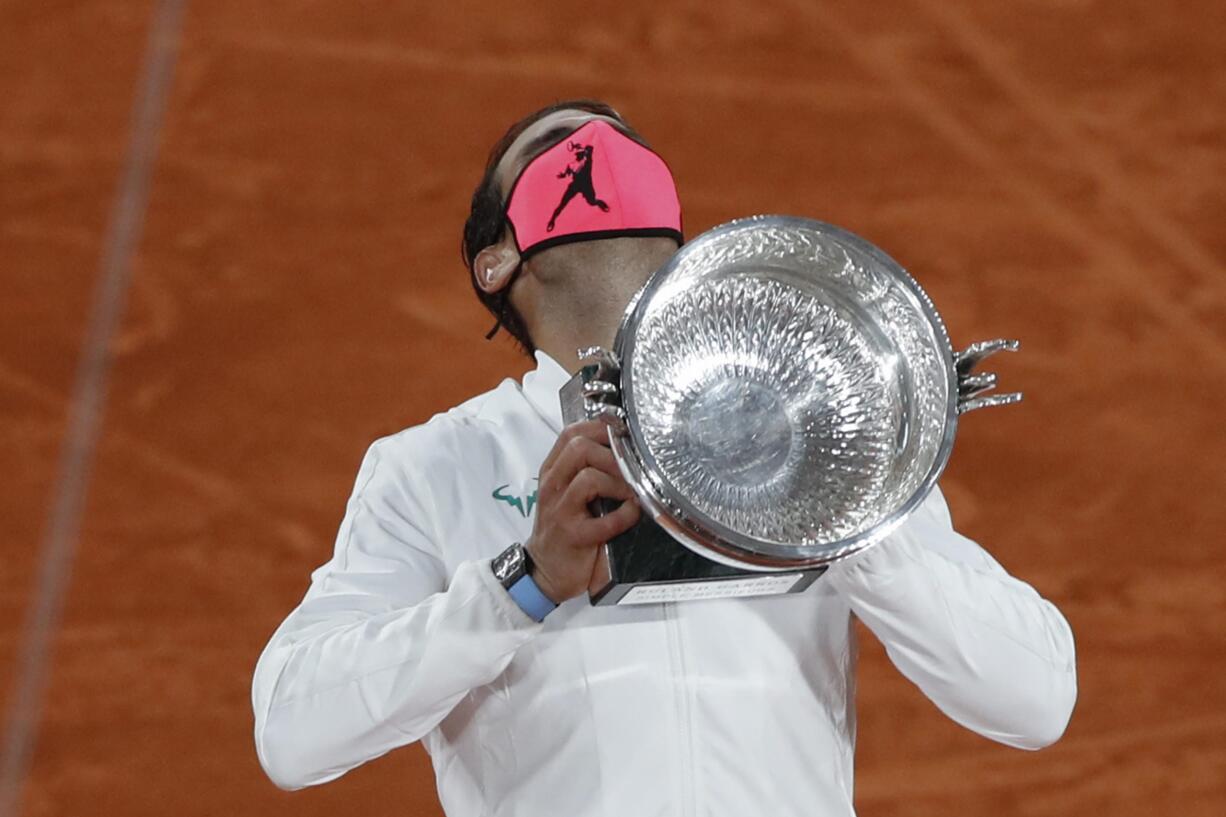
[[461, 99, 630, 355]]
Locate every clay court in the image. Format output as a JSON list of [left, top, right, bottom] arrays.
[[2, 0, 1224, 814]]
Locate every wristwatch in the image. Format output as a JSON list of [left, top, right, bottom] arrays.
[[491, 542, 557, 622]]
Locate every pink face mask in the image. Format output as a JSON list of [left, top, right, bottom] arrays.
[[504, 120, 683, 258]]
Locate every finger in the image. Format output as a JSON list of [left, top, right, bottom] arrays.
[[584, 496, 641, 541], [539, 420, 612, 474], [562, 467, 636, 508], [548, 436, 621, 490], [563, 468, 633, 507]]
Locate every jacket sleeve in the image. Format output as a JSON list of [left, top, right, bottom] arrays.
[[251, 440, 543, 791], [825, 486, 1077, 750]]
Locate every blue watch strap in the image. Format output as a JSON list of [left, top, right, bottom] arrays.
[[507, 573, 558, 622]]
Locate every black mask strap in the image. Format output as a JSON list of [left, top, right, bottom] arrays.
[[483, 316, 502, 340]]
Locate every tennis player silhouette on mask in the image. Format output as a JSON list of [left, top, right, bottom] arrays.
[[546, 140, 610, 232]]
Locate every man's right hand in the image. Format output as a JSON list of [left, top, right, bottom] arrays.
[[525, 420, 641, 603]]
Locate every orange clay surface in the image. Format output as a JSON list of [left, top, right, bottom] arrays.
[[2, 1, 1224, 815]]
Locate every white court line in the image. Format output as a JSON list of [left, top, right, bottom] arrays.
[[0, 1, 188, 814]]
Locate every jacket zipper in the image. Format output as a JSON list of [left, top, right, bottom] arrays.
[[663, 602, 696, 817]]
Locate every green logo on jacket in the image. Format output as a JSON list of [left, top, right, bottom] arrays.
[[493, 479, 538, 518]]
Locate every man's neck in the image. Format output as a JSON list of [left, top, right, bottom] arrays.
[[532, 309, 627, 375], [522, 238, 678, 374]]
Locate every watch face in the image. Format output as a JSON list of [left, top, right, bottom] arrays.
[[493, 543, 525, 583]]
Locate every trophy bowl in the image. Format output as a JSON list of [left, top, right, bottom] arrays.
[[580, 216, 1020, 572]]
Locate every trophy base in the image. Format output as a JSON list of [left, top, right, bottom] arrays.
[[587, 506, 826, 606]]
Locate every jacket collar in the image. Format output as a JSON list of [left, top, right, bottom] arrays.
[[520, 351, 572, 432]]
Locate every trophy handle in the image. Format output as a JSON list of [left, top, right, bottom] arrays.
[[955, 339, 1023, 415], [577, 346, 629, 435], [573, 348, 632, 603]]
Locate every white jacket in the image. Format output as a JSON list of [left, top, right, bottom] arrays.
[[252, 351, 1077, 817]]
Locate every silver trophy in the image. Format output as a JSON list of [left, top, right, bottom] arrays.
[[559, 216, 1020, 605]]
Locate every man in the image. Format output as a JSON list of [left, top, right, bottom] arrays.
[[252, 100, 1077, 816]]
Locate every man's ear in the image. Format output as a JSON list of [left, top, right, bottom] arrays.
[[473, 241, 522, 295]]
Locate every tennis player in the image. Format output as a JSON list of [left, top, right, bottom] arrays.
[[252, 100, 1077, 816]]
